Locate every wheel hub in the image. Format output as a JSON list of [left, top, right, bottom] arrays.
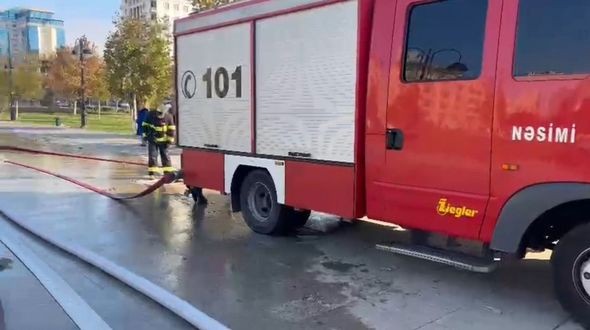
[[581, 258, 590, 297], [248, 182, 272, 222]]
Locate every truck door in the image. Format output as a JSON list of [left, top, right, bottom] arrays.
[[371, 0, 502, 239]]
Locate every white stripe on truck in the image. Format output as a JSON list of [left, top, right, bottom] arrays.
[[224, 155, 286, 204], [175, 0, 336, 34]]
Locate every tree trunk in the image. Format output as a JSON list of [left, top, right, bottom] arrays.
[[133, 94, 138, 120], [73, 100, 77, 115], [10, 99, 18, 121], [98, 100, 101, 120], [131, 94, 137, 132]]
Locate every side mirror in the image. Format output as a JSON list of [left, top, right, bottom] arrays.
[[446, 62, 469, 73]]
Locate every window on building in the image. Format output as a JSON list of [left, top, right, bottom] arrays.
[[184, 6, 189, 12], [174, 4, 180, 11], [514, 0, 590, 77], [151, 13, 158, 20], [165, 2, 170, 9], [151, 1, 157, 8], [403, 0, 488, 82]]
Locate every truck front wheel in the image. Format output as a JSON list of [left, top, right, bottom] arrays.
[[239, 170, 291, 235], [552, 223, 590, 328]]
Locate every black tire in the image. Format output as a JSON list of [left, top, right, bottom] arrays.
[[239, 170, 291, 235], [552, 223, 590, 328], [288, 209, 311, 229]]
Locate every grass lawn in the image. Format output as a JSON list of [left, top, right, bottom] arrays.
[[0, 111, 135, 134]]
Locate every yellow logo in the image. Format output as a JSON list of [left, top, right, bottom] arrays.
[[437, 198, 479, 219]]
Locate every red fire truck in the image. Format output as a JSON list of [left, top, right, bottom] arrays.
[[175, 0, 590, 325]]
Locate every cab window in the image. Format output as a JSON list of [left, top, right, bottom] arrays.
[[515, 0, 590, 77], [403, 0, 488, 82]]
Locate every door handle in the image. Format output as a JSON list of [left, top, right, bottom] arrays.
[[386, 129, 404, 150]]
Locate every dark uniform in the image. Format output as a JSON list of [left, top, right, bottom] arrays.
[[142, 108, 176, 175]]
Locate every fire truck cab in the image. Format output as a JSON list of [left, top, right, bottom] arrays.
[[175, 0, 590, 326]]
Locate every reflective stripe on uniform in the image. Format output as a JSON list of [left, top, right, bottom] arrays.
[[143, 123, 166, 132], [162, 166, 176, 173], [148, 167, 163, 174], [155, 137, 168, 143], [151, 125, 166, 132], [167, 125, 176, 130]]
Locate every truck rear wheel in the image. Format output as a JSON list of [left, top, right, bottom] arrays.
[[552, 223, 590, 328], [239, 170, 291, 235]]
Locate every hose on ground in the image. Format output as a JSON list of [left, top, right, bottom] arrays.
[[1, 145, 181, 200], [0, 147, 229, 329]]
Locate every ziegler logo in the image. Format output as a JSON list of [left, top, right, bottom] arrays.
[[437, 198, 479, 219]]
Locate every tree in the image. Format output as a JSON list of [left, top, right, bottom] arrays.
[[45, 48, 79, 111], [104, 17, 172, 113], [46, 45, 105, 116], [192, 0, 236, 11], [87, 60, 110, 118], [0, 70, 9, 114], [11, 57, 44, 120]]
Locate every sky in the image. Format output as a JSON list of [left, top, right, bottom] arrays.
[[1, 0, 120, 51]]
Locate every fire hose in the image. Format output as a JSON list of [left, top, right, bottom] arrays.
[[0, 146, 180, 200], [0, 145, 229, 330]]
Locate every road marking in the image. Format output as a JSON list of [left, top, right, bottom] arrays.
[[0, 220, 111, 330]]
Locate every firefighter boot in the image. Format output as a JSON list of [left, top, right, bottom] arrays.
[[190, 187, 208, 205]]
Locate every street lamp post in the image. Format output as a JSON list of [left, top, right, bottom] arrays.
[[73, 35, 92, 128], [6, 59, 15, 121], [4, 30, 16, 121]]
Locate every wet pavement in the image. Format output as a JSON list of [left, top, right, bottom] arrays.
[[0, 124, 584, 330], [0, 217, 195, 330], [0, 241, 76, 330]]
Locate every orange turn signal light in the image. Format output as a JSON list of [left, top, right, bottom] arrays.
[[502, 164, 519, 171]]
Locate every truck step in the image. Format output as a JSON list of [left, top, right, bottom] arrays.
[[376, 242, 498, 273]]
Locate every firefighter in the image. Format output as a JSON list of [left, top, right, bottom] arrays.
[[142, 103, 176, 176]]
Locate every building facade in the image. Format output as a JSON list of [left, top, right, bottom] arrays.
[[121, 0, 193, 34], [0, 8, 65, 65], [121, 0, 193, 53]]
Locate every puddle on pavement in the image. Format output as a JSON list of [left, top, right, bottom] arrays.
[[321, 261, 365, 273]]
